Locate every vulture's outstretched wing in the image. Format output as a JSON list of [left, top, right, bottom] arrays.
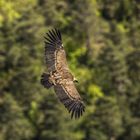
[[44, 29, 68, 72], [54, 81, 85, 119], [44, 29, 85, 119]]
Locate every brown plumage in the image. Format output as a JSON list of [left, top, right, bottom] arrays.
[[41, 29, 85, 119]]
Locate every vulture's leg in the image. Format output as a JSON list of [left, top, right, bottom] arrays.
[[49, 71, 57, 85], [53, 72, 62, 84]]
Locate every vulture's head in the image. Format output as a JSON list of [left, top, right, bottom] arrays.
[[73, 77, 78, 83]]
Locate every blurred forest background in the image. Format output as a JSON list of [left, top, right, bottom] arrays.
[[0, 0, 140, 140]]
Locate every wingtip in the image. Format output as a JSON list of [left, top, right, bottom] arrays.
[[44, 28, 62, 45], [69, 100, 85, 119]]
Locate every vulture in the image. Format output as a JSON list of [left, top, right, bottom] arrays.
[[41, 29, 85, 119]]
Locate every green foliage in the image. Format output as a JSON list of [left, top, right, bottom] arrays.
[[0, 0, 140, 140]]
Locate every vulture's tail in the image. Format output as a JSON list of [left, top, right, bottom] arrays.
[[41, 73, 53, 89]]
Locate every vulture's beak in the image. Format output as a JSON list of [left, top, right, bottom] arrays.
[[74, 77, 78, 83]]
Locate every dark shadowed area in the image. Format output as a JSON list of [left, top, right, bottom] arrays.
[[0, 0, 140, 140]]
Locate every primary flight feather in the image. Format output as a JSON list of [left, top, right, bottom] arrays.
[[41, 29, 85, 119]]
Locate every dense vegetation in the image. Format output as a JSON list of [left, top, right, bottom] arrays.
[[0, 0, 140, 140]]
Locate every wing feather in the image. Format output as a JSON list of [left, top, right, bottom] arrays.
[[44, 29, 63, 72], [54, 80, 85, 119]]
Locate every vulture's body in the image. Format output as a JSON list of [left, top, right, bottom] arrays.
[[41, 29, 85, 119]]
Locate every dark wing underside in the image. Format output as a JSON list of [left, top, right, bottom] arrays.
[[44, 29, 68, 72], [54, 80, 85, 119]]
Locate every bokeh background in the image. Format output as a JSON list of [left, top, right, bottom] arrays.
[[0, 0, 140, 140]]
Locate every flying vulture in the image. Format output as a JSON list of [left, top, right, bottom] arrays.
[[41, 29, 85, 119]]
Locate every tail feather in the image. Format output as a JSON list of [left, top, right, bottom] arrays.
[[41, 73, 53, 89]]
